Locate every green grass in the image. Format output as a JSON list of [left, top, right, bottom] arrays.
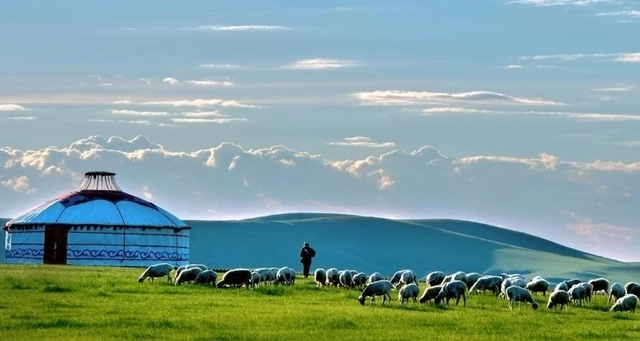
[[0, 264, 638, 340]]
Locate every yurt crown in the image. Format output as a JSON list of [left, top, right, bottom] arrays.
[[78, 171, 122, 192]]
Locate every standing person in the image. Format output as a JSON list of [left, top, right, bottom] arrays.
[[300, 242, 316, 278]]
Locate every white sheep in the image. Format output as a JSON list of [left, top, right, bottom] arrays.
[[554, 282, 569, 292], [175, 267, 203, 286], [564, 278, 581, 288], [398, 283, 420, 304], [216, 268, 253, 289], [314, 268, 327, 287], [175, 263, 208, 278], [193, 270, 217, 286], [287, 268, 297, 285], [274, 267, 294, 286], [609, 283, 626, 304], [352, 272, 368, 289], [250, 271, 262, 289], [426, 271, 446, 286], [610, 294, 638, 313], [357, 280, 393, 306], [138, 263, 174, 283], [434, 280, 468, 306], [506, 285, 539, 310], [500, 279, 513, 299], [395, 270, 418, 289], [339, 270, 354, 288], [469, 275, 503, 295], [326, 268, 340, 287], [367, 272, 383, 284], [254, 268, 274, 284], [578, 282, 593, 305], [419, 285, 443, 304], [526, 278, 550, 296], [390, 269, 413, 286], [568, 284, 586, 306], [547, 290, 570, 310], [443, 271, 467, 285], [625, 282, 640, 296], [588, 277, 609, 295], [465, 273, 482, 289]]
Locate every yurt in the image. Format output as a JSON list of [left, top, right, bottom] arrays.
[[3, 171, 190, 267]]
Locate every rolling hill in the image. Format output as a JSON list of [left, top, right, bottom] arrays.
[[2, 213, 639, 284]]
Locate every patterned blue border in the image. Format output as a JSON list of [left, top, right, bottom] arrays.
[[6, 248, 188, 261]]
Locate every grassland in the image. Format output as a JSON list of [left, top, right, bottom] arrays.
[[1, 265, 639, 341]]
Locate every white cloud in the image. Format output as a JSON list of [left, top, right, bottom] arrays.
[[101, 83, 113, 86], [114, 100, 132, 104], [0, 104, 28, 111], [163, 77, 179, 85], [0, 116, 35, 121], [140, 78, 152, 85], [590, 86, 634, 92], [597, 10, 640, 18], [170, 118, 248, 124], [287, 58, 359, 70], [422, 107, 491, 114], [328, 136, 396, 148], [566, 214, 635, 242], [110, 109, 170, 116], [186, 80, 234, 86], [621, 141, 640, 147], [141, 186, 154, 200], [502, 64, 524, 69], [89, 119, 151, 125], [520, 52, 640, 63], [193, 25, 290, 31], [198, 64, 240, 69], [138, 99, 257, 108], [1, 176, 36, 195], [354, 90, 563, 106], [181, 111, 225, 117], [509, 0, 616, 6]]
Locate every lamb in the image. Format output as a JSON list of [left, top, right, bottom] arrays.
[[326, 268, 340, 287], [465, 273, 482, 289], [175, 267, 202, 286], [568, 284, 586, 306], [216, 268, 253, 289], [554, 282, 569, 292], [434, 280, 468, 306], [357, 280, 393, 306], [609, 283, 626, 304], [175, 263, 208, 278], [506, 285, 539, 310], [352, 272, 368, 289], [339, 269, 354, 288], [610, 294, 638, 313], [625, 282, 640, 297], [442, 271, 467, 285], [588, 278, 609, 295], [193, 270, 217, 286], [419, 285, 443, 303], [367, 272, 383, 284], [138, 263, 174, 283], [547, 290, 571, 311], [426, 271, 446, 286], [469, 275, 503, 295], [398, 283, 420, 304], [526, 278, 550, 296], [314, 268, 327, 287]]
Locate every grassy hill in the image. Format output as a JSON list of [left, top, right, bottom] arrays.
[[3, 213, 640, 283]]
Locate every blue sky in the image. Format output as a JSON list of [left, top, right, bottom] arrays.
[[1, 0, 639, 261]]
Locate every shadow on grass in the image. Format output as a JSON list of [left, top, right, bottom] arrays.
[[11, 283, 31, 290], [254, 286, 287, 296], [43, 284, 71, 293], [31, 318, 85, 329]]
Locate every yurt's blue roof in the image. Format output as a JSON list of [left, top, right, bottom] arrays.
[[4, 171, 189, 229]]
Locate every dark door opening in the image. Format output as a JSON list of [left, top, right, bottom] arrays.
[[44, 225, 68, 265]]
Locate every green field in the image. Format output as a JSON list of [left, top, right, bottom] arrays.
[[1, 264, 638, 341]]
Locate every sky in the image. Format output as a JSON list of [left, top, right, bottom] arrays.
[[1, 0, 639, 261]]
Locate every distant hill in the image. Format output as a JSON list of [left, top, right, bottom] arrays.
[[2, 213, 639, 284]]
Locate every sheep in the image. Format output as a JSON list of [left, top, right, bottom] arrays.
[[287, 268, 297, 285], [547, 290, 571, 311], [419, 285, 443, 304], [254, 268, 275, 284], [314, 268, 327, 287], [426, 271, 446, 286], [326, 268, 340, 287], [339, 270, 354, 288], [352, 272, 368, 289], [554, 282, 569, 292], [250, 271, 262, 289], [175, 264, 208, 278], [625, 282, 640, 297], [398, 283, 420, 304], [577, 282, 593, 305], [357, 280, 393, 306], [564, 278, 581, 288], [367, 272, 383, 284], [510, 278, 527, 289], [395, 270, 418, 289], [274, 267, 294, 286], [588, 278, 609, 295], [216, 268, 253, 289], [526, 278, 550, 296], [138, 263, 174, 283], [610, 294, 638, 313], [506, 285, 539, 310], [390, 269, 416, 287], [469, 275, 503, 295], [500, 279, 513, 299], [465, 273, 482, 289], [193, 270, 217, 286], [434, 280, 468, 306], [443, 271, 467, 285], [568, 284, 586, 306], [175, 267, 202, 286], [609, 283, 626, 304]]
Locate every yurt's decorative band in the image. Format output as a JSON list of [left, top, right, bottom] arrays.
[[6, 247, 188, 262], [5, 248, 45, 259]]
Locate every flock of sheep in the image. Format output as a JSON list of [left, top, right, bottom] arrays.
[[137, 263, 638, 313]]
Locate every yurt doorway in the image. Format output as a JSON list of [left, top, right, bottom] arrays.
[[44, 225, 68, 265]]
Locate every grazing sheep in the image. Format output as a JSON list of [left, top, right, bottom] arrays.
[[216, 268, 253, 289], [326, 268, 340, 287], [547, 290, 571, 311], [434, 280, 468, 306], [352, 272, 368, 289], [175, 267, 203, 286], [510, 278, 527, 289], [138, 263, 174, 283], [398, 283, 420, 304], [610, 294, 638, 313], [609, 283, 626, 304], [426, 271, 446, 286], [390, 269, 417, 287], [506, 285, 539, 310], [568, 285, 586, 306], [396, 270, 418, 288], [625, 282, 640, 297], [578, 282, 593, 305], [367, 272, 383, 284], [287, 268, 297, 285], [526, 278, 550, 296], [465, 273, 482, 289], [588, 278, 609, 295], [250, 271, 262, 289], [564, 279, 581, 288], [500, 279, 513, 299], [314, 268, 327, 287], [194, 270, 217, 286], [470, 276, 503, 295], [175, 264, 208, 278], [357, 280, 393, 306], [339, 270, 354, 288], [419, 285, 443, 303], [254, 268, 275, 285], [443, 271, 467, 285], [274, 267, 294, 286], [554, 282, 569, 292]]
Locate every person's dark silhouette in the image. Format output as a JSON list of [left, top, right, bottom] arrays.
[[300, 242, 316, 278]]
